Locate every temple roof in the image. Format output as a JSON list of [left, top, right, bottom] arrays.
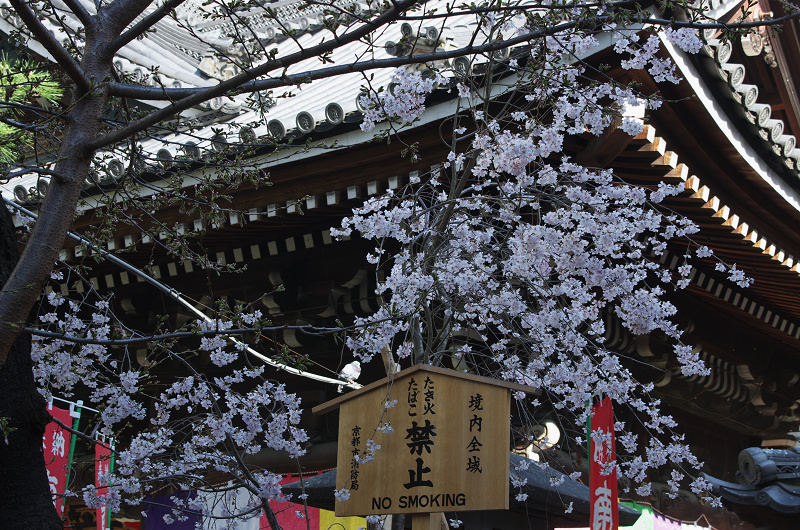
[[0, 0, 491, 196], [704, 474, 800, 514], [704, 447, 800, 514], [5, 0, 800, 216]]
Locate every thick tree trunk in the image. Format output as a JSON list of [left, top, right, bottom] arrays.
[[0, 201, 61, 528], [0, 6, 133, 524], [391, 513, 406, 530], [0, 100, 104, 364]]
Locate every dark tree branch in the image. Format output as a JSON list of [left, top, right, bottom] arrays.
[[103, 7, 800, 103], [25, 325, 339, 345], [8, 0, 91, 92], [87, 0, 421, 151], [96, 0, 155, 42], [60, 0, 94, 28], [0, 117, 45, 132], [2, 167, 66, 183], [107, 26, 570, 100], [106, 0, 187, 56], [49, 414, 113, 451]]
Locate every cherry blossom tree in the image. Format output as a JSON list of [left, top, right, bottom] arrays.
[[330, 3, 778, 513], [0, 0, 797, 528]]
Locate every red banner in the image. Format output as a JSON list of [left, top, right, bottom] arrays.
[[43, 404, 73, 516], [95, 441, 112, 530], [261, 475, 321, 530], [590, 397, 618, 530]]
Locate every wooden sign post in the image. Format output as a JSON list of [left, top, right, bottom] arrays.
[[313, 365, 536, 529]]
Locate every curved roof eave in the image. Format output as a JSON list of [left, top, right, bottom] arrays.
[[661, 34, 800, 215]]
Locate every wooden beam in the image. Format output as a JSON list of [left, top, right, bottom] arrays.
[[572, 123, 637, 168], [412, 513, 449, 530]]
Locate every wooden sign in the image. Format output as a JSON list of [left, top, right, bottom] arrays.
[[313, 365, 536, 517]]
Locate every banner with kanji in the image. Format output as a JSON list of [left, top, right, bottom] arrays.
[[590, 397, 618, 530], [95, 441, 113, 530], [44, 403, 73, 516]]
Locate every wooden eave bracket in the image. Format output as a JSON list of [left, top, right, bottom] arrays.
[[573, 125, 639, 167]]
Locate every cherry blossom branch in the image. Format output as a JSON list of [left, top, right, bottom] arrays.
[[9, 198, 359, 388], [138, 499, 264, 521], [150, 348, 284, 530]]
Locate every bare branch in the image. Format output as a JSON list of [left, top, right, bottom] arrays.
[[0, 100, 66, 119], [107, 24, 574, 101], [106, 0, 188, 56], [0, 116, 43, 132], [8, 0, 91, 91], [50, 414, 113, 451], [2, 167, 66, 182], [649, 9, 800, 29], [60, 0, 94, 28], [104, 5, 800, 105], [111, 9, 792, 106], [26, 325, 339, 345], [96, 0, 155, 38], [88, 0, 421, 151]]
